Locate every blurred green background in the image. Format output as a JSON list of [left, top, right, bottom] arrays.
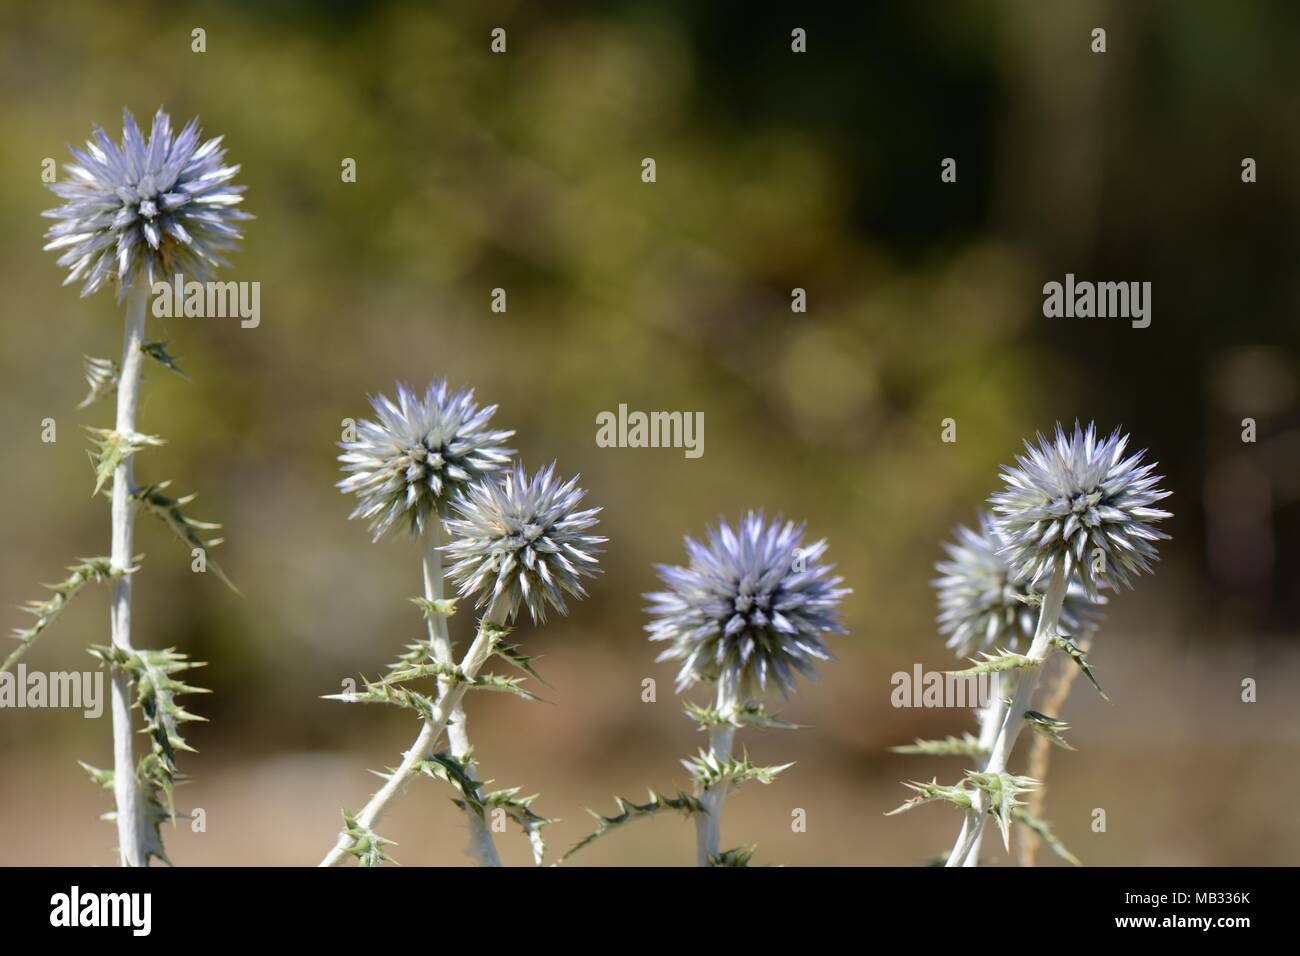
[[2, 0, 1298, 866]]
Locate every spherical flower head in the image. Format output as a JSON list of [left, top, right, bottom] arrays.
[[43, 107, 251, 301], [991, 422, 1172, 596], [442, 463, 604, 624], [935, 511, 1102, 658], [338, 381, 515, 541], [645, 512, 849, 701]]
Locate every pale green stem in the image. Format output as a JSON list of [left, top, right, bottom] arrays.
[[320, 597, 510, 867], [109, 281, 149, 867], [694, 671, 738, 866], [962, 672, 1015, 867], [424, 519, 500, 866], [945, 564, 1067, 867]]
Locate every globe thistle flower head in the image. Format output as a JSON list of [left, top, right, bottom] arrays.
[[645, 512, 849, 701], [442, 463, 604, 624], [991, 422, 1172, 596], [43, 107, 251, 301], [934, 511, 1102, 658], [338, 381, 515, 541]]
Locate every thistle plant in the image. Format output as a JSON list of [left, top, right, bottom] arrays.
[[561, 513, 848, 866], [892, 511, 1101, 865], [321, 447, 604, 867], [333, 381, 514, 865], [11, 108, 248, 865], [888, 423, 1170, 866]]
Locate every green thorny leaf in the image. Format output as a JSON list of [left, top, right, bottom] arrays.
[[323, 678, 439, 718], [885, 778, 976, 816], [419, 751, 555, 865], [78, 356, 119, 409], [1013, 807, 1081, 866], [340, 808, 396, 867], [493, 641, 547, 685], [966, 771, 1039, 854], [710, 845, 757, 867], [685, 700, 801, 731], [80, 761, 115, 791], [947, 648, 1038, 678], [140, 340, 189, 380], [78, 342, 187, 410], [85, 427, 165, 496], [88, 646, 208, 811], [408, 599, 548, 685], [684, 749, 792, 793], [132, 481, 238, 593], [890, 732, 989, 758], [330, 621, 543, 717], [3, 557, 131, 675], [379, 635, 542, 684], [1049, 633, 1109, 701], [383, 659, 541, 702], [78, 760, 178, 866], [558, 789, 705, 865], [887, 772, 1041, 855], [411, 595, 458, 619], [1024, 710, 1075, 751], [383, 620, 516, 679], [86, 646, 209, 864], [480, 789, 551, 865], [387, 640, 433, 671]]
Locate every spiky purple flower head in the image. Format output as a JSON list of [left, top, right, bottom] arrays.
[[338, 382, 514, 541], [990, 422, 1172, 596], [935, 511, 1102, 658], [43, 107, 251, 301], [442, 463, 604, 624], [646, 513, 849, 700]]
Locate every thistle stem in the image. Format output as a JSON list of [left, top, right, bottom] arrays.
[[423, 520, 500, 866], [109, 281, 149, 867], [945, 564, 1067, 867], [962, 672, 1015, 867], [320, 597, 510, 867], [694, 671, 738, 866]]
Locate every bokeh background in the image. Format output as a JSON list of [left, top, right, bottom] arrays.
[[2, 0, 1298, 866]]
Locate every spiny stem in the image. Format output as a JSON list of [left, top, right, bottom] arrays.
[[946, 564, 1067, 867], [694, 671, 738, 866], [320, 597, 510, 867], [109, 281, 149, 867], [962, 672, 1015, 867], [424, 519, 500, 866]]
